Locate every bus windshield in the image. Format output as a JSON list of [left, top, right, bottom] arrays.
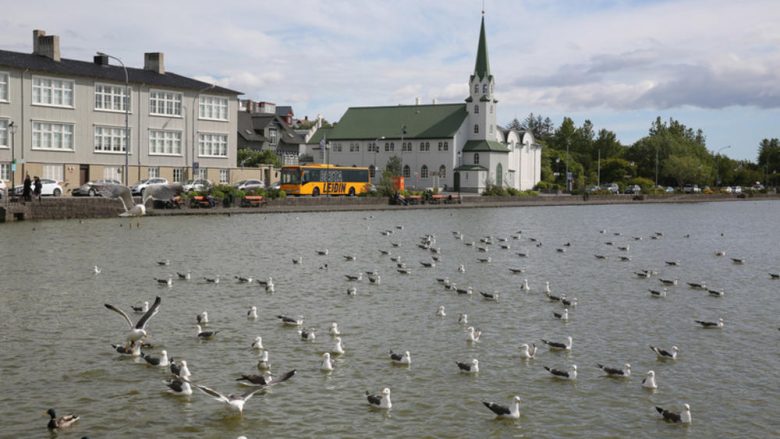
[[281, 168, 301, 184]]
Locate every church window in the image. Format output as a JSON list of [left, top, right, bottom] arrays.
[[384, 142, 390, 152], [474, 124, 479, 134], [482, 84, 488, 93], [474, 105, 479, 114], [438, 141, 443, 151], [474, 84, 479, 93], [439, 165, 446, 179], [443, 141, 448, 151], [389, 142, 395, 152], [421, 165, 429, 179], [474, 153, 480, 165], [403, 165, 410, 178]]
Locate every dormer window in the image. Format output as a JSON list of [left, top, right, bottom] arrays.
[[482, 84, 488, 94], [474, 105, 479, 114], [474, 153, 480, 164], [474, 124, 479, 134]]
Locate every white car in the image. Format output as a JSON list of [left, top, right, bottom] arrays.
[[732, 186, 742, 194], [0, 179, 6, 199], [182, 179, 213, 193], [14, 178, 64, 197], [234, 179, 265, 191], [130, 178, 169, 196]]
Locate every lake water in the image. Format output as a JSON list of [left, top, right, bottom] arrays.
[[1, 201, 778, 438]]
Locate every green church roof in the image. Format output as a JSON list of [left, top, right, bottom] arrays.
[[462, 139, 510, 153], [473, 16, 491, 81], [306, 127, 332, 145], [326, 104, 468, 140]]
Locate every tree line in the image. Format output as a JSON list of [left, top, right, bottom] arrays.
[[506, 114, 779, 191]]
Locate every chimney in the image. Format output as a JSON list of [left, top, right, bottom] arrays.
[[93, 54, 109, 66], [415, 97, 421, 105], [144, 52, 165, 74], [33, 29, 60, 62]]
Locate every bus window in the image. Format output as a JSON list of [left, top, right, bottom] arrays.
[[282, 168, 301, 184]]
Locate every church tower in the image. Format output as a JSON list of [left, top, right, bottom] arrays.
[[466, 14, 497, 141]]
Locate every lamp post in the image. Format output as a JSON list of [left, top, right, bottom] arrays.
[[97, 52, 129, 186], [715, 145, 731, 187], [373, 136, 385, 185], [9, 121, 16, 199]]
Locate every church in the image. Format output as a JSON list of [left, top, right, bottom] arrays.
[[314, 15, 542, 193]]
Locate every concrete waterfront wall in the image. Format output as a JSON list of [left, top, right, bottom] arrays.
[[1, 198, 125, 221]]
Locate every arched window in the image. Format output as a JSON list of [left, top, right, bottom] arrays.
[[439, 165, 446, 179], [474, 84, 479, 93], [474, 105, 479, 114], [421, 165, 429, 179], [403, 165, 411, 178], [369, 165, 376, 178], [384, 142, 390, 152], [474, 124, 479, 134], [420, 142, 425, 151], [474, 153, 480, 165], [389, 142, 395, 152], [482, 84, 488, 93]]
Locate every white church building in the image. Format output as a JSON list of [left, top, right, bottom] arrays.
[[314, 15, 542, 193]]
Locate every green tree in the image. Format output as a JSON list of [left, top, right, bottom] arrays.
[[662, 155, 711, 188], [599, 158, 636, 184], [237, 148, 281, 168], [385, 155, 402, 177]]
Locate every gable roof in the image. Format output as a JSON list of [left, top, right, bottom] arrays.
[[327, 104, 468, 140], [306, 127, 332, 145], [462, 139, 509, 153], [0, 49, 241, 95]]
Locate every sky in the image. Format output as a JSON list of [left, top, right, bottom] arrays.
[[2, 0, 779, 161]]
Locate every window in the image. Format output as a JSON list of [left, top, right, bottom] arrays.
[[443, 141, 448, 151], [474, 105, 479, 114], [268, 127, 278, 145], [149, 129, 182, 155], [369, 165, 376, 178], [198, 133, 228, 157], [103, 166, 121, 181], [474, 124, 479, 134], [94, 126, 128, 153], [420, 142, 430, 152], [0, 119, 7, 147], [349, 142, 360, 152], [384, 142, 390, 152], [199, 95, 228, 121], [421, 165, 428, 179], [32, 122, 74, 151], [438, 141, 443, 151], [0, 72, 8, 102], [474, 84, 478, 93], [220, 169, 229, 184], [403, 165, 410, 178], [334, 143, 342, 152], [95, 84, 130, 112], [32, 76, 74, 107], [439, 165, 446, 179], [148, 167, 160, 178], [474, 153, 479, 164], [173, 168, 184, 183], [198, 168, 207, 179], [43, 164, 63, 181], [402, 142, 412, 152], [482, 84, 488, 93], [149, 90, 182, 116], [0, 163, 9, 180], [389, 142, 394, 151]]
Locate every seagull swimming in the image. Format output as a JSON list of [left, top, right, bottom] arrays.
[[193, 382, 265, 415], [251, 336, 264, 350], [141, 349, 169, 367], [436, 305, 446, 317], [93, 265, 101, 274], [332, 336, 345, 355], [649, 288, 667, 298], [257, 350, 270, 371], [458, 313, 468, 325], [456, 359, 479, 374], [650, 345, 679, 360], [131, 301, 149, 313], [320, 352, 334, 371], [466, 327, 482, 343], [597, 363, 630, 377], [482, 395, 521, 419], [519, 343, 537, 359], [695, 318, 724, 328], [277, 315, 303, 326], [544, 364, 577, 380], [299, 328, 316, 341], [196, 324, 218, 339], [104, 296, 161, 342], [642, 370, 657, 389], [165, 377, 192, 396], [656, 404, 691, 424], [247, 306, 258, 320], [389, 350, 411, 365], [236, 369, 296, 387], [329, 322, 340, 336], [521, 278, 530, 291], [111, 340, 142, 356], [170, 359, 191, 379], [541, 336, 573, 351], [366, 387, 392, 409], [553, 309, 569, 321], [177, 271, 191, 280]]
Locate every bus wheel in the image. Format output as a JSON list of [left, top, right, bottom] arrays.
[[312, 187, 320, 197], [349, 187, 355, 196]]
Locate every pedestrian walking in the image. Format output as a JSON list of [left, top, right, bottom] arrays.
[[22, 174, 32, 202], [33, 176, 42, 201]]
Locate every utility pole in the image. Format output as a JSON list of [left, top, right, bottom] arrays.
[[597, 149, 601, 188], [655, 145, 659, 188]]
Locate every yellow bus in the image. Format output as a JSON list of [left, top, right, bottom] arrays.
[[280, 164, 372, 196]]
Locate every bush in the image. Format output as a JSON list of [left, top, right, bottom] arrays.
[[482, 185, 508, 196]]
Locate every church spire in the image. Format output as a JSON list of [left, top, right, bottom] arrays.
[[473, 15, 491, 81]]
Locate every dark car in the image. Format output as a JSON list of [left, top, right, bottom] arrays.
[[72, 179, 122, 196]]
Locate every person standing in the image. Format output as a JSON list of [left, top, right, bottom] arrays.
[[22, 174, 32, 202], [33, 176, 43, 202]]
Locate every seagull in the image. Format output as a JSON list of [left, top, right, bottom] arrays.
[[170, 359, 191, 379], [155, 277, 172, 287], [420, 261, 435, 268], [517, 251, 528, 257], [141, 349, 169, 367], [482, 396, 521, 419], [192, 382, 265, 415], [695, 318, 724, 328], [196, 324, 219, 339], [544, 281, 551, 294], [769, 273, 780, 279], [320, 352, 334, 371], [366, 388, 392, 410], [547, 292, 563, 302], [46, 408, 79, 430], [541, 336, 572, 351], [642, 370, 657, 390], [458, 313, 468, 325], [204, 275, 220, 284], [111, 340, 141, 356], [659, 278, 677, 286], [520, 278, 530, 291], [235, 275, 253, 283], [131, 301, 149, 313], [236, 369, 296, 386], [562, 297, 576, 307], [177, 271, 191, 280], [480, 291, 499, 301], [104, 296, 161, 342], [519, 343, 537, 359], [332, 336, 345, 355], [707, 288, 725, 297], [389, 350, 411, 365], [456, 359, 479, 373], [247, 306, 258, 320], [553, 309, 569, 321], [343, 255, 356, 261], [156, 259, 170, 266], [477, 257, 491, 263], [347, 286, 357, 296], [456, 286, 473, 295], [649, 288, 667, 297], [665, 261, 680, 266], [715, 250, 726, 256], [299, 328, 316, 341], [544, 364, 577, 380], [731, 257, 745, 264], [466, 327, 482, 343], [257, 351, 270, 370], [650, 345, 679, 360], [197, 311, 209, 325], [251, 336, 264, 350], [436, 305, 446, 317], [257, 277, 274, 287], [457, 264, 466, 273], [597, 363, 630, 377], [509, 267, 525, 274], [345, 273, 362, 281], [368, 274, 381, 285], [292, 256, 302, 264], [397, 267, 411, 275], [687, 281, 706, 289], [277, 315, 303, 326], [93, 265, 101, 274], [329, 322, 340, 336], [316, 249, 329, 256], [165, 377, 192, 396], [594, 254, 608, 260], [655, 404, 691, 424]]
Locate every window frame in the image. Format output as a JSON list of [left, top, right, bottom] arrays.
[[421, 165, 429, 179], [219, 168, 229, 184], [403, 165, 410, 178], [32, 75, 75, 109], [474, 153, 480, 165], [94, 82, 131, 113], [149, 89, 183, 117], [198, 95, 229, 121], [198, 132, 229, 158], [0, 71, 9, 103], [32, 120, 75, 151], [0, 163, 10, 180], [474, 124, 479, 134], [0, 118, 8, 148], [439, 165, 446, 179], [94, 125, 130, 154], [148, 129, 183, 156]]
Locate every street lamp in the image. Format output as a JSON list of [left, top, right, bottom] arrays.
[[97, 52, 129, 186], [715, 145, 731, 187], [9, 121, 16, 199], [373, 136, 385, 184]]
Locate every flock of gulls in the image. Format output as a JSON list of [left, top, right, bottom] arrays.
[[43, 214, 779, 437]]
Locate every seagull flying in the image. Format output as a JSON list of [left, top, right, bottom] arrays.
[[104, 296, 161, 342]]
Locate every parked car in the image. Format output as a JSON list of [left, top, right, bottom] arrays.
[[732, 186, 742, 194], [624, 184, 641, 194], [14, 178, 63, 197], [665, 186, 675, 193], [605, 183, 620, 194], [182, 178, 213, 193], [270, 181, 281, 191], [234, 179, 265, 192], [130, 178, 169, 196], [683, 184, 701, 193], [0, 179, 6, 199], [751, 183, 765, 191], [721, 186, 733, 193], [72, 179, 122, 197]]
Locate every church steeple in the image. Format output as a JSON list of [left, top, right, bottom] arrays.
[[473, 15, 491, 81]]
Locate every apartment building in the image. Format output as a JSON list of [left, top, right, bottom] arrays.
[[0, 30, 242, 192]]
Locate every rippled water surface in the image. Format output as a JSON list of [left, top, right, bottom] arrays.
[[1, 201, 779, 438]]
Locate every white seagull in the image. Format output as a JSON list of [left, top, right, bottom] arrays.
[[695, 318, 724, 328], [320, 352, 334, 371], [482, 395, 521, 419], [329, 322, 341, 336], [193, 382, 265, 415], [251, 336, 264, 351], [553, 309, 569, 321], [257, 350, 270, 371], [332, 336, 345, 355], [165, 377, 193, 396], [656, 404, 691, 424], [541, 336, 572, 351], [519, 343, 537, 359], [389, 350, 411, 365], [642, 370, 657, 390], [596, 362, 631, 377], [436, 305, 446, 317], [98, 183, 183, 217], [366, 388, 392, 410], [247, 306, 258, 320], [141, 349, 169, 367], [466, 327, 482, 343], [650, 345, 679, 360], [456, 358, 479, 374], [544, 364, 577, 380], [104, 296, 162, 342]]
